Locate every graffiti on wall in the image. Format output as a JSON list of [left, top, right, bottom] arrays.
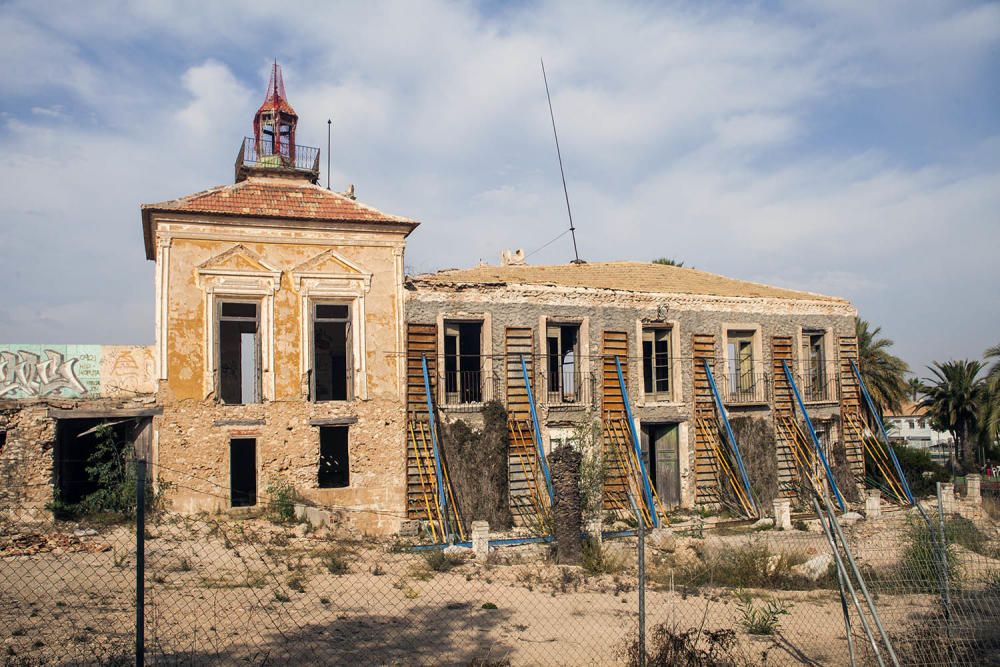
[[0, 345, 155, 399], [0, 349, 88, 397]]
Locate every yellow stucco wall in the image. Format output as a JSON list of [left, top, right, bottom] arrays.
[[151, 215, 410, 534]]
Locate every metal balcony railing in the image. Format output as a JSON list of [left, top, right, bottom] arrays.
[[235, 137, 320, 177], [722, 371, 769, 404], [797, 362, 838, 403], [442, 369, 504, 412], [543, 369, 595, 407]]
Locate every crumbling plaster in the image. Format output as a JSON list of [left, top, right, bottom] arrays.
[[151, 216, 410, 533], [406, 280, 856, 510]]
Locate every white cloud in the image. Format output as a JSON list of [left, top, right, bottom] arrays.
[[0, 1, 997, 369]]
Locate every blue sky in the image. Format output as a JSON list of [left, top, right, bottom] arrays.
[[0, 0, 998, 374]]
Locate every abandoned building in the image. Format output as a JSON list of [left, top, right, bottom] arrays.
[[0, 64, 875, 534]]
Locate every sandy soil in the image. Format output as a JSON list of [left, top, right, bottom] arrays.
[[1, 507, 998, 666]]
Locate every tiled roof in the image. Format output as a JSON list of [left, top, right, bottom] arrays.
[[412, 261, 849, 303], [142, 177, 417, 225]]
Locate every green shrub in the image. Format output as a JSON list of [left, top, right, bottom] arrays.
[[620, 622, 769, 666], [653, 537, 820, 591], [581, 539, 625, 575], [265, 478, 298, 524], [883, 445, 949, 497], [423, 549, 463, 572], [323, 550, 351, 575], [736, 593, 789, 635], [894, 517, 961, 593], [46, 424, 163, 521]]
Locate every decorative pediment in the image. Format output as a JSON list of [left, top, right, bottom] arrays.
[[197, 244, 280, 274], [291, 249, 372, 294], [196, 244, 281, 294]]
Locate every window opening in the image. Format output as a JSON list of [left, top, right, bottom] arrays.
[[546, 324, 581, 403], [803, 330, 828, 401], [230, 438, 257, 507], [642, 327, 671, 401], [318, 426, 350, 488], [219, 301, 260, 404], [444, 322, 483, 404], [313, 303, 352, 402], [726, 331, 756, 401]]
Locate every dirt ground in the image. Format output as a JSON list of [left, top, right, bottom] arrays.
[[1, 503, 998, 666]]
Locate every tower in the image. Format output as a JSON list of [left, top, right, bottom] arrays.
[[237, 62, 319, 183], [253, 62, 298, 167]]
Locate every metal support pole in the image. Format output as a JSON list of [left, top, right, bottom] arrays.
[[821, 493, 900, 667], [520, 355, 554, 505], [782, 362, 846, 511], [837, 562, 858, 667], [616, 356, 658, 528], [814, 497, 881, 667], [135, 459, 145, 667], [421, 355, 450, 542], [636, 504, 646, 667]]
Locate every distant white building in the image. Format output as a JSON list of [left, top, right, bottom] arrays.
[[885, 401, 952, 465]]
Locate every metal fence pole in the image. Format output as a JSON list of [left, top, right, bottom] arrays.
[[935, 483, 953, 649], [637, 506, 645, 667], [135, 459, 145, 667]]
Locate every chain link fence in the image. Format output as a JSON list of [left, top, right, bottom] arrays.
[[2, 467, 1000, 665]]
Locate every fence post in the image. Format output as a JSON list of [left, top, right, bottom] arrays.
[[935, 483, 953, 639], [637, 506, 645, 667], [135, 458, 145, 667]]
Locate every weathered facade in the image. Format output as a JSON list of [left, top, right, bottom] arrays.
[[404, 262, 860, 518], [0, 65, 867, 534]]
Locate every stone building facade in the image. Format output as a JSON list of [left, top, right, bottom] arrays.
[[405, 262, 857, 514]]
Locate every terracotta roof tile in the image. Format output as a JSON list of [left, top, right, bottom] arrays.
[[142, 177, 416, 225], [412, 261, 850, 303]]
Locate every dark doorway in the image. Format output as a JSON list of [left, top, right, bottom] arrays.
[[640, 423, 681, 508], [318, 426, 350, 488], [54, 418, 143, 505], [230, 438, 257, 507]]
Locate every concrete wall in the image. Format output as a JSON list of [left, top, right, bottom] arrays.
[[150, 213, 410, 534], [0, 345, 155, 399], [406, 280, 857, 509]]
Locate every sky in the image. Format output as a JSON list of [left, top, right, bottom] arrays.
[[0, 0, 998, 374]]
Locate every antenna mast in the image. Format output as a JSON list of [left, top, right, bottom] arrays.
[[541, 58, 581, 264], [327, 118, 332, 190]]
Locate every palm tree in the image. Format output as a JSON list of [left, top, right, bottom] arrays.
[[855, 317, 909, 415], [981, 343, 1000, 451], [906, 377, 922, 403], [918, 359, 986, 469]]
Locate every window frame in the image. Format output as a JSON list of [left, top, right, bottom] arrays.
[[641, 326, 673, 402], [217, 299, 262, 405], [309, 301, 354, 403], [443, 320, 485, 405], [721, 324, 764, 404], [546, 322, 582, 404]]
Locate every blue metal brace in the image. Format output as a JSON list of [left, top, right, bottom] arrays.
[[520, 354, 555, 505], [782, 361, 847, 511], [615, 356, 660, 528], [703, 359, 757, 515], [850, 360, 916, 505], [421, 355, 450, 541]]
